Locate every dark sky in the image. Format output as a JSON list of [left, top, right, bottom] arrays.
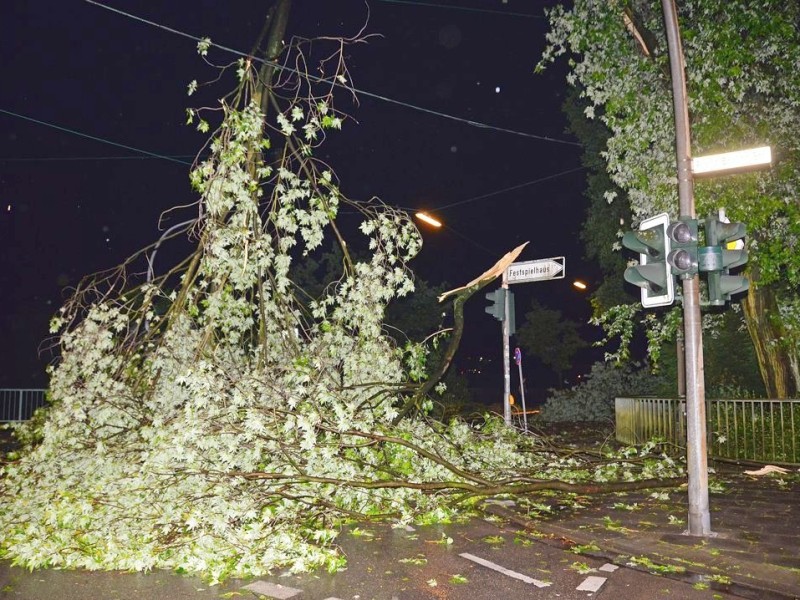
[[1, 0, 600, 390]]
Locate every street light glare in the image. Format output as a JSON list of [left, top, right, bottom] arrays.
[[691, 146, 772, 177], [573, 280, 587, 290], [415, 212, 442, 228]]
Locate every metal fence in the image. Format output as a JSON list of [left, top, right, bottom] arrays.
[[0, 389, 47, 422], [616, 396, 800, 464]]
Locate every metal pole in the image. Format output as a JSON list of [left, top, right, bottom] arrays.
[[502, 273, 511, 426], [517, 362, 528, 432], [662, 0, 711, 535]]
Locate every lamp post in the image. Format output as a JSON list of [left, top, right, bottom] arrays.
[[661, 1, 773, 536], [661, 0, 711, 537]]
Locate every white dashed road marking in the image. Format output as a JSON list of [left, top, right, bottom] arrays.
[[576, 575, 608, 592], [484, 499, 517, 507], [459, 552, 552, 588], [598, 563, 619, 573], [242, 580, 303, 598]]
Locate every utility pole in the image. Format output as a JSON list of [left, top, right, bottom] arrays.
[[661, 0, 711, 536], [502, 272, 512, 426]]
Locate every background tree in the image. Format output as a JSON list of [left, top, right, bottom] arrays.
[[517, 298, 588, 388], [541, 360, 666, 422], [540, 0, 800, 397], [563, 86, 634, 312]]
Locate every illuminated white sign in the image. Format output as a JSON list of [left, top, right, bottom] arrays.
[[506, 257, 565, 284]]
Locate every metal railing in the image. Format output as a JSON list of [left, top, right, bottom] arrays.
[[616, 396, 800, 464], [0, 389, 47, 422]]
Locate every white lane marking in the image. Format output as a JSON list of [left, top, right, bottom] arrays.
[[459, 552, 551, 588], [598, 563, 619, 573], [576, 575, 607, 592], [484, 499, 517, 507], [242, 580, 303, 598]]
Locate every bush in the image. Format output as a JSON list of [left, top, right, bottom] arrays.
[[541, 361, 666, 423]]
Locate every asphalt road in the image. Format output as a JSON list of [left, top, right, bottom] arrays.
[[1, 516, 740, 600]]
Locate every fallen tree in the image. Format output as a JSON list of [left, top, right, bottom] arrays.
[[0, 9, 685, 584]]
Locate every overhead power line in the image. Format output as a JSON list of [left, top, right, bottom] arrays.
[[0, 108, 192, 166], [81, 0, 581, 148], [433, 166, 586, 211], [0, 154, 195, 163]]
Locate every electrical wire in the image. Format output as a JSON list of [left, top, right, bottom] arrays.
[[0, 154, 196, 162], [0, 106, 582, 217], [433, 166, 586, 211], [440, 221, 500, 257], [0, 108, 192, 166], [81, 0, 581, 147]]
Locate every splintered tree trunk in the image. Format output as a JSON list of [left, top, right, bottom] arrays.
[[741, 269, 798, 399]]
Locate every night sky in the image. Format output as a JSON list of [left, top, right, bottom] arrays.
[[1, 0, 601, 391]]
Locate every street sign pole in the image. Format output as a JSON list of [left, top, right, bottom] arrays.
[[515, 348, 528, 432], [662, 0, 711, 536], [502, 271, 511, 426], [500, 256, 566, 428]]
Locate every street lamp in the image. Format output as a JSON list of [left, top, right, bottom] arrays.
[[573, 280, 588, 290], [415, 211, 442, 228], [691, 146, 772, 177]]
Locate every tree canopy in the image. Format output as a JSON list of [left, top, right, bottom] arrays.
[[539, 0, 800, 396], [517, 298, 587, 387]]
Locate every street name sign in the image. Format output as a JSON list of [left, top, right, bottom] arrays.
[[506, 257, 565, 284]]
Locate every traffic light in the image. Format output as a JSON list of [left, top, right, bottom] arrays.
[[699, 216, 749, 305], [622, 212, 674, 307], [507, 289, 516, 335], [666, 217, 699, 278], [485, 288, 506, 321], [484, 288, 516, 334]]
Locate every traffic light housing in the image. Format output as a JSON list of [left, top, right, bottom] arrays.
[[484, 288, 516, 334], [622, 212, 674, 307], [699, 216, 749, 305], [666, 217, 699, 278], [485, 288, 505, 321], [507, 289, 516, 335]]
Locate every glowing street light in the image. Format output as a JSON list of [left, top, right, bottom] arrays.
[[415, 212, 442, 228], [691, 146, 772, 177], [573, 280, 588, 291]]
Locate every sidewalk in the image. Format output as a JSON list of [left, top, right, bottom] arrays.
[[487, 466, 800, 600]]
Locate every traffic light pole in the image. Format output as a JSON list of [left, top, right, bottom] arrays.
[[662, 0, 711, 536], [502, 273, 512, 426]]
